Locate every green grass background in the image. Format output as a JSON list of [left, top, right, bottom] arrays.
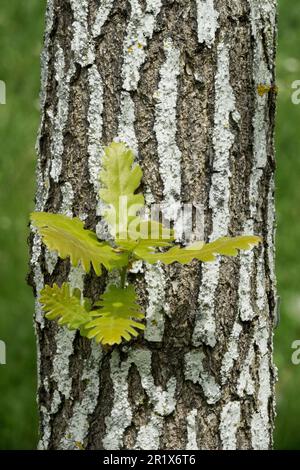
[[274, 0, 300, 450], [0, 0, 299, 449]]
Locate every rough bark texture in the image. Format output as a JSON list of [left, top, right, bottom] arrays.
[[29, 0, 277, 450]]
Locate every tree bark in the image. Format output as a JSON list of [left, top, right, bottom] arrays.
[[29, 0, 277, 450]]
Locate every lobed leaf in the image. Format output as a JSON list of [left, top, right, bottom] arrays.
[[99, 142, 144, 237], [85, 285, 145, 345], [40, 283, 92, 330], [194, 236, 262, 261], [31, 212, 127, 275], [137, 235, 262, 265]]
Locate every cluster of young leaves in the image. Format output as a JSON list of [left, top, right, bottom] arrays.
[[40, 283, 144, 345], [31, 142, 261, 346]]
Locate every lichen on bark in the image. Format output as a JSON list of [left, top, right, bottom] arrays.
[[29, 0, 277, 450]]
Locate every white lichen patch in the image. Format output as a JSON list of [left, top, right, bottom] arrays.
[[196, 0, 219, 47], [103, 351, 133, 450], [186, 409, 199, 450], [35, 160, 50, 213], [143, 194, 167, 339], [38, 405, 52, 450], [31, 228, 45, 328], [248, 0, 277, 60], [237, 251, 271, 411], [130, 260, 144, 274], [131, 349, 177, 416], [87, 65, 104, 199], [60, 182, 75, 217], [192, 261, 219, 348], [238, 250, 255, 321], [238, 219, 266, 321], [154, 38, 182, 215], [134, 414, 163, 450], [38, 388, 64, 449], [103, 349, 177, 449], [236, 343, 255, 397], [256, 248, 267, 311], [92, 0, 115, 37], [251, 317, 272, 449], [70, 0, 95, 66], [144, 263, 166, 342], [69, 265, 85, 293], [117, 93, 138, 155], [52, 327, 76, 400], [50, 45, 75, 182], [220, 321, 243, 384], [185, 350, 221, 404], [251, 412, 268, 450], [122, 0, 162, 91], [45, 249, 58, 275], [220, 402, 241, 450], [61, 343, 102, 449]]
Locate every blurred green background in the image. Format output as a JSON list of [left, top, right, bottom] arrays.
[[0, 0, 299, 450]]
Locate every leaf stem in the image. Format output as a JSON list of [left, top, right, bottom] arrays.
[[120, 266, 127, 289]]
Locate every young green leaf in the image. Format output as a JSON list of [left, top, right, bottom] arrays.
[[99, 142, 145, 237], [136, 235, 261, 265], [31, 212, 128, 275], [40, 283, 92, 330], [85, 285, 145, 345], [195, 236, 262, 261]]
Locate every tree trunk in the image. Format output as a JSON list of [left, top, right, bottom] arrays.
[[29, 0, 277, 450]]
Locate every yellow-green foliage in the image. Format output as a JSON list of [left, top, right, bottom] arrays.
[[85, 286, 145, 345], [99, 142, 144, 238], [40, 283, 91, 331], [40, 283, 144, 345], [31, 142, 261, 346], [137, 236, 261, 265], [31, 212, 127, 275]]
